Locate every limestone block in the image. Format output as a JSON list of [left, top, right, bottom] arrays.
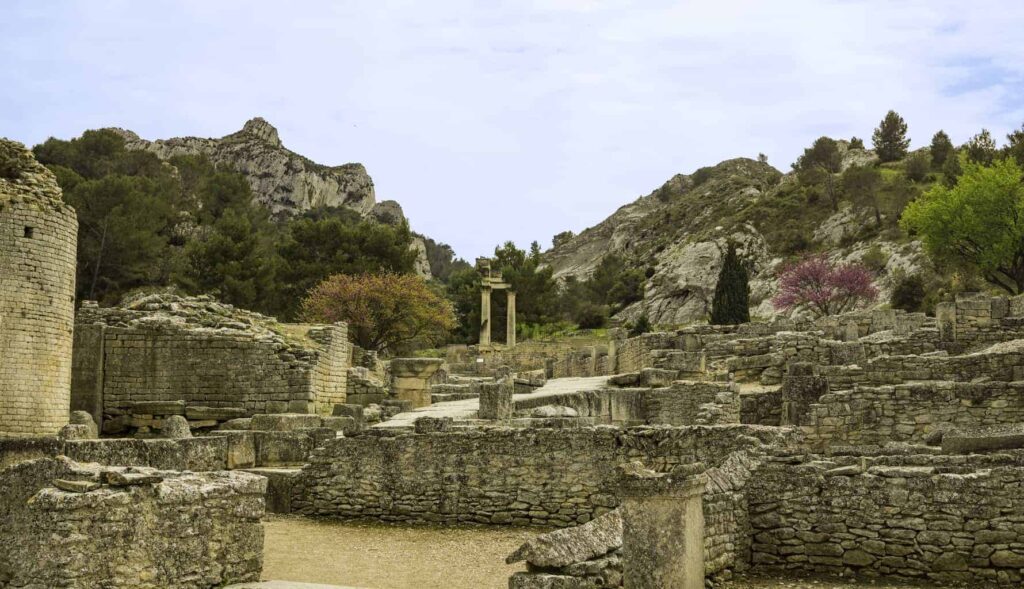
[[250, 413, 323, 432], [479, 380, 514, 420], [185, 406, 247, 421], [131, 400, 186, 416]]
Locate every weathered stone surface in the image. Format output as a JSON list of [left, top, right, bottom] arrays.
[[162, 415, 193, 439], [0, 139, 77, 438], [414, 416, 454, 433], [250, 413, 323, 432], [0, 457, 265, 588], [58, 424, 95, 440], [508, 509, 622, 567], [69, 410, 99, 438], [531, 405, 580, 418], [479, 380, 514, 420]]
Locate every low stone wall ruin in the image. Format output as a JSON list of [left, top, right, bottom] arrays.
[[292, 425, 792, 530], [748, 451, 1024, 586], [72, 295, 350, 426], [803, 381, 1024, 448], [0, 457, 265, 588]]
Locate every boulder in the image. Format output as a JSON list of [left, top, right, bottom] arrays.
[[507, 509, 623, 568], [162, 415, 192, 439]]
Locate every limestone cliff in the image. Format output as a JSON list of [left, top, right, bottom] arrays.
[[545, 151, 926, 326], [109, 118, 432, 277]]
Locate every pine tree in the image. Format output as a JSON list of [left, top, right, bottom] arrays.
[[930, 130, 954, 169], [710, 243, 750, 325], [872, 110, 910, 163]]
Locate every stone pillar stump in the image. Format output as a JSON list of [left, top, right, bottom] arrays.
[[616, 461, 706, 589], [389, 358, 444, 408]]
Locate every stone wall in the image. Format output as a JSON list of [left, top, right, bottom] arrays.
[[292, 425, 791, 528], [0, 140, 78, 438], [748, 452, 1024, 585], [73, 295, 350, 420], [0, 435, 229, 471], [803, 382, 1024, 448], [0, 457, 265, 588]]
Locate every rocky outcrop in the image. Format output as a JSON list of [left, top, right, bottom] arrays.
[[108, 118, 433, 277], [546, 154, 924, 326], [110, 118, 375, 216]]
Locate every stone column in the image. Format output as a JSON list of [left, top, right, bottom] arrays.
[[480, 286, 492, 347], [506, 291, 517, 348], [389, 358, 444, 408], [616, 462, 706, 589]]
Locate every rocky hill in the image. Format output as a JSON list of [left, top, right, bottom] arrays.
[[109, 117, 432, 276], [545, 148, 927, 326]]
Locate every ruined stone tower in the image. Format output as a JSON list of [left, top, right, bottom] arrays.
[[0, 139, 78, 437]]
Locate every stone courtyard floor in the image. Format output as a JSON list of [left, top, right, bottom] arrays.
[[262, 516, 953, 589]]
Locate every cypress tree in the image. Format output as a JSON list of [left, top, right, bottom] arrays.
[[710, 243, 750, 325]]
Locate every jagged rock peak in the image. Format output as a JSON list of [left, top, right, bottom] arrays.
[[238, 117, 282, 148]]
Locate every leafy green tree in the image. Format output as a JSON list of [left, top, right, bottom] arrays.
[[177, 208, 279, 311], [587, 254, 644, 312], [890, 271, 926, 312], [872, 110, 910, 162], [63, 175, 176, 303], [276, 209, 418, 319], [841, 164, 884, 226], [490, 241, 560, 338], [628, 312, 652, 337], [942, 152, 964, 188], [1005, 124, 1024, 167], [445, 265, 483, 343], [301, 273, 456, 353], [964, 129, 998, 166], [709, 243, 750, 325], [849, 137, 865, 150], [794, 136, 842, 210], [905, 152, 930, 183], [901, 158, 1024, 293], [930, 130, 955, 169]]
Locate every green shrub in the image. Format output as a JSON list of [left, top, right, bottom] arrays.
[[905, 152, 930, 182], [890, 272, 926, 312], [861, 245, 890, 273], [629, 313, 652, 337], [575, 302, 609, 329]]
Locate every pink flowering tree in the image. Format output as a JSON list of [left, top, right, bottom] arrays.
[[771, 255, 879, 317]]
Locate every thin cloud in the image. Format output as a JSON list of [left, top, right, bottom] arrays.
[[1, 0, 1022, 259]]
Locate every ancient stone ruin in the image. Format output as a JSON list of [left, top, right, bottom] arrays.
[[6, 138, 1024, 588], [0, 139, 78, 438]]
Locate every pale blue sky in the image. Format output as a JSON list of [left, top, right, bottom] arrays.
[[3, 1, 1023, 260]]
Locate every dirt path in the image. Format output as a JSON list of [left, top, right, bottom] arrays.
[[261, 516, 537, 589]]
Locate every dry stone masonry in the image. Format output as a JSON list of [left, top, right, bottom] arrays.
[[0, 140, 78, 438], [0, 456, 265, 588], [72, 293, 350, 431]]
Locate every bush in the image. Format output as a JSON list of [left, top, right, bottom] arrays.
[[575, 302, 609, 329], [861, 245, 890, 273], [905, 152, 930, 182], [691, 166, 714, 187], [890, 272, 926, 312], [629, 313, 652, 337]]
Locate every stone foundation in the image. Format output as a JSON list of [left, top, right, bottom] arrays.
[[0, 457, 265, 588]]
